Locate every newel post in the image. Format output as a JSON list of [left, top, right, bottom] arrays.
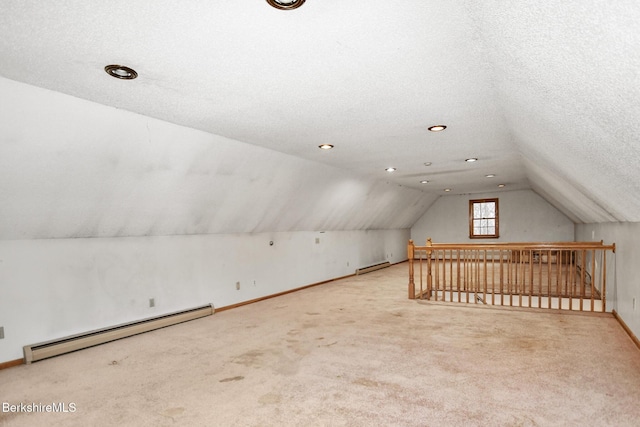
[[426, 238, 433, 300], [408, 240, 415, 299]]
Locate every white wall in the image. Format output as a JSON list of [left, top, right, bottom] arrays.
[[0, 78, 430, 363], [411, 189, 575, 244], [0, 229, 408, 362], [575, 222, 640, 341]]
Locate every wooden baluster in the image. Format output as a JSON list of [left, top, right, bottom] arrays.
[[557, 250, 563, 310], [514, 250, 520, 307], [491, 249, 496, 306], [419, 248, 424, 299], [465, 249, 470, 304], [507, 250, 517, 305], [408, 240, 415, 299], [457, 249, 461, 303], [591, 249, 596, 312], [547, 250, 552, 309], [475, 249, 480, 304], [568, 251, 574, 311], [434, 248, 439, 302], [472, 249, 476, 304], [477, 249, 481, 304], [529, 249, 534, 308], [602, 246, 611, 312], [426, 238, 432, 301], [449, 249, 453, 303], [580, 250, 586, 311], [483, 250, 488, 304], [519, 250, 524, 308], [499, 250, 504, 306]]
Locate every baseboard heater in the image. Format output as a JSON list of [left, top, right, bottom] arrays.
[[23, 304, 214, 364], [356, 261, 391, 275]]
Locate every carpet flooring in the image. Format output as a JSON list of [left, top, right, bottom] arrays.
[[1, 263, 639, 426]]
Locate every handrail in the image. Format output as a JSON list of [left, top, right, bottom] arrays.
[[408, 238, 616, 313], [415, 238, 613, 251]]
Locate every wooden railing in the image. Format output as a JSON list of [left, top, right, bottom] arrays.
[[408, 239, 616, 312]]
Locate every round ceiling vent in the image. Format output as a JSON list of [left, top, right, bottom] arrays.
[[266, 0, 306, 10]]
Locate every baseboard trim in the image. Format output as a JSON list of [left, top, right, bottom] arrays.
[[0, 358, 24, 371], [217, 273, 355, 313], [612, 310, 640, 351]]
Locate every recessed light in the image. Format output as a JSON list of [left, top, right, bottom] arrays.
[[104, 65, 138, 80], [266, 0, 305, 10], [428, 125, 447, 132], [385, 167, 397, 172], [465, 158, 478, 163], [319, 144, 334, 150], [420, 180, 429, 184], [485, 174, 496, 178], [498, 184, 506, 188], [444, 188, 452, 192], [424, 162, 432, 166]]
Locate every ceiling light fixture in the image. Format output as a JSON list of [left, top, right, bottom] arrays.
[[104, 65, 138, 80], [485, 174, 496, 178], [498, 184, 506, 188], [266, 0, 306, 10], [465, 158, 478, 163], [424, 162, 432, 166], [385, 167, 397, 172], [318, 144, 334, 150], [420, 180, 429, 184], [428, 125, 447, 132], [444, 188, 451, 192]]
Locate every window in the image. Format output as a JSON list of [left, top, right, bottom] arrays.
[[469, 198, 499, 239]]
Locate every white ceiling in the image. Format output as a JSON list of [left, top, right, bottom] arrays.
[[1, 0, 639, 230]]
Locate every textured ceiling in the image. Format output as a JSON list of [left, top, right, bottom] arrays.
[[1, 0, 639, 232]]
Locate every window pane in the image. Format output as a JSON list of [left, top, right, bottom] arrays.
[[486, 202, 495, 218], [482, 203, 489, 218]]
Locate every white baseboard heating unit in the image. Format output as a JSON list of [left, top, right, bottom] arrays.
[[355, 261, 391, 275], [23, 304, 214, 364]]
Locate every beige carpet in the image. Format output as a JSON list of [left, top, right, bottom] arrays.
[[1, 263, 640, 426]]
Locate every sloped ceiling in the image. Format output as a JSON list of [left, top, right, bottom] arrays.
[[472, 1, 640, 222], [1, 0, 639, 239], [0, 77, 437, 239]]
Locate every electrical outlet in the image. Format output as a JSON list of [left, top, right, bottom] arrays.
[[149, 298, 155, 308], [236, 281, 240, 290], [0, 326, 4, 339], [315, 238, 320, 244]]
